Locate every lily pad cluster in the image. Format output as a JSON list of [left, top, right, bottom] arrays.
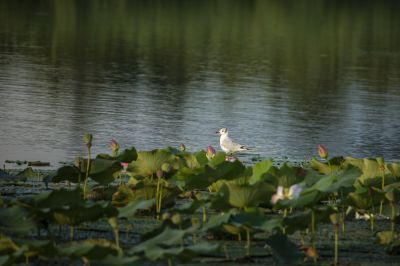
[[1, 139, 400, 265]]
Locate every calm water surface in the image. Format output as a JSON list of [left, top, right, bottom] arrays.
[[1, 0, 400, 166]]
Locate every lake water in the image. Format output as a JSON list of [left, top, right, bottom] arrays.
[[1, 0, 400, 166]]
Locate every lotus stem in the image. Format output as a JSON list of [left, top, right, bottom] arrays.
[[334, 224, 339, 266], [78, 160, 82, 187], [370, 212, 374, 232], [391, 202, 395, 233], [223, 244, 230, 259], [245, 228, 251, 257], [83, 148, 91, 199], [155, 176, 161, 219], [380, 171, 385, 215], [70, 226, 74, 240], [202, 206, 207, 223], [310, 210, 318, 264], [168, 258, 173, 266], [237, 233, 241, 242], [327, 160, 332, 173]]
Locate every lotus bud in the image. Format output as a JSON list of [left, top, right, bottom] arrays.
[[206, 145, 216, 160], [156, 169, 163, 178], [171, 213, 182, 225], [376, 156, 385, 171], [179, 143, 186, 151], [120, 162, 129, 173], [161, 163, 172, 172], [317, 144, 328, 160], [83, 133, 93, 149], [111, 139, 120, 156], [162, 212, 171, 221], [225, 156, 236, 162]]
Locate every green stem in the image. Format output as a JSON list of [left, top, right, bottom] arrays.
[[311, 209, 317, 264], [155, 176, 161, 219], [83, 148, 91, 199], [246, 228, 251, 257], [327, 160, 332, 173], [202, 206, 207, 223], [168, 258, 173, 266], [223, 244, 230, 260], [70, 226, 74, 240], [370, 212, 375, 232], [158, 181, 164, 216], [380, 171, 385, 215], [391, 202, 395, 233], [334, 224, 338, 266]]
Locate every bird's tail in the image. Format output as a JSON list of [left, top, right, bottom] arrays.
[[239, 146, 250, 151]]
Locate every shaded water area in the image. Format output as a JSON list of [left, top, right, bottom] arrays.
[[1, 0, 400, 165]]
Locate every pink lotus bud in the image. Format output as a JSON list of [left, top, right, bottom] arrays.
[[206, 145, 216, 160], [111, 139, 120, 155], [179, 143, 186, 151], [120, 162, 129, 173], [156, 169, 163, 178], [317, 144, 328, 159]]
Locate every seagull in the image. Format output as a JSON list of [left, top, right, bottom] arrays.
[[216, 128, 250, 154]]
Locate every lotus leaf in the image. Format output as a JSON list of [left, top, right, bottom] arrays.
[[118, 198, 155, 218], [131, 149, 178, 177], [309, 157, 344, 174], [344, 157, 390, 183], [265, 233, 303, 265], [96, 147, 138, 163], [0, 206, 35, 234], [248, 159, 273, 184], [387, 163, 400, 178], [52, 201, 117, 226], [59, 239, 119, 260], [262, 163, 306, 188], [221, 182, 274, 209], [89, 254, 142, 266], [50, 165, 81, 183], [16, 167, 38, 180], [346, 187, 384, 211]]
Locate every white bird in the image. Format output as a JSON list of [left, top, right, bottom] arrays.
[[216, 128, 250, 154]]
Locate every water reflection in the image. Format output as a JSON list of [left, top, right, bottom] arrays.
[[0, 0, 399, 165]]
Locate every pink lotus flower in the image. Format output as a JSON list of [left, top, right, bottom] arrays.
[[317, 144, 328, 160], [120, 162, 129, 173], [271, 184, 302, 204], [206, 145, 216, 160]]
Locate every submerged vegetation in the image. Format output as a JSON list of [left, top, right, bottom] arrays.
[[1, 135, 400, 265]]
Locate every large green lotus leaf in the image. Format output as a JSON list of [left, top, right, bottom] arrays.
[[16, 167, 37, 180], [265, 233, 303, 265], [177, 159, 246, 190], [20, 240, 57, 258], [127, 182, 179, 207], [230, 208, 269, 229], [118, 198, 155, 218], [309, 157, 342, 174], [224, 182, 274, 209], [153, 242, 219, 262], [262, 164, 306, 188], [0, 206, 35, 234], [383, 183, 400, 202], [90, 255, 142, 266], [111, 186, 135, 207], [129, 227, 185, 256], [131, 150, 178, 177], [281, 190, 322, 208], [52, 201, 117, 226], [202, 209, 237, 232], [387, 163, 400, 178], [89, 159, 121, 185], [304, 165, 361, 193], [282, 210, 312, 234], [344, 157, 390, 183], [59, 239, 119, 260], [195, 150, 208, 166], [208, 152, 227, 167], [0, 237, 19, 255], [97, 147, 138, 163], [30, 189, 84, 209], [248, 159, 273, 184], [171, 199, 203, 215], [345, 187, 384, 211], [50, 165, 81, 183]]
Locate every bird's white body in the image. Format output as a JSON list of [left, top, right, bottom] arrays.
[[217, 128, 249, 154]]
